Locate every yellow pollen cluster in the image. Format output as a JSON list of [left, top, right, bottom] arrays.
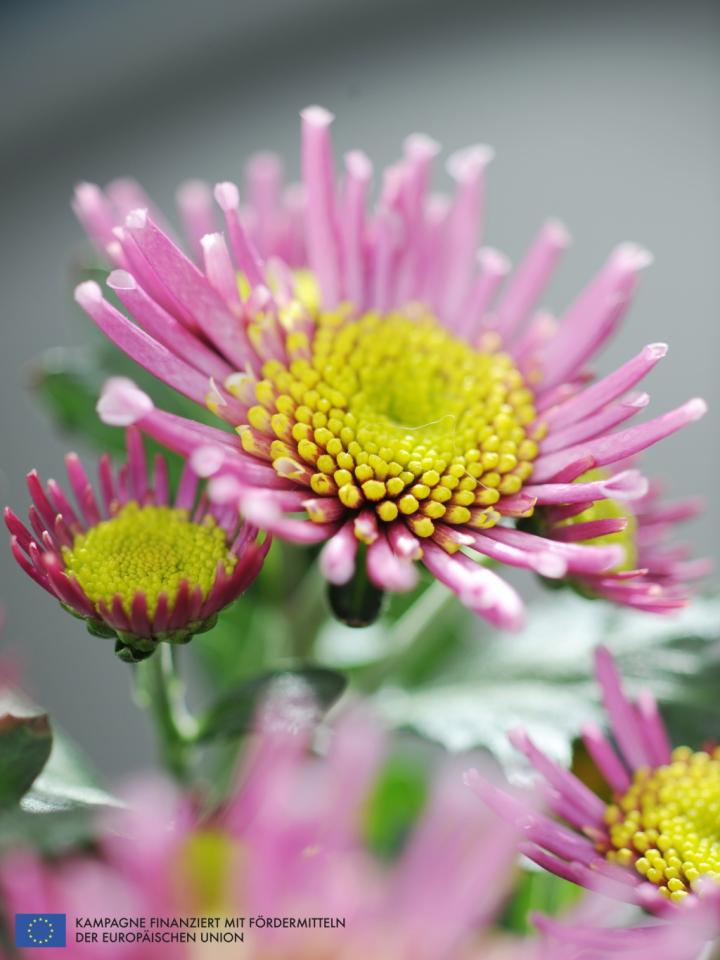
[[63, 502, 236, 617], [241, 309, 542, 539], [604, 746, 720, 902], [560, 469, 637, 571]]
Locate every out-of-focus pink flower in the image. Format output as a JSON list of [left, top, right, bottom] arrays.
[[72, 109, 705, 628], [468, 646, 720, 922], [0, 704, 522, 959], [4, 425, 268, 660]]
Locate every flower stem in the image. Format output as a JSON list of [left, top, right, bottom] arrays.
[[356, 579, 458, 690], [286, 559, 333, 660], [388, 579, 456, 652], [135, 646, 198, 782]]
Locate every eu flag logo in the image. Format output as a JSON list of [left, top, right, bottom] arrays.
[[15, 914, 66, 948]]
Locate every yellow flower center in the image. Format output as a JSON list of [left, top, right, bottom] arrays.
[[63, 502, 236, 617], [241, 308, 540, 538], [560, 469, 637, 571], [179, 830, 234, 914], [604, 746, 720, 902]]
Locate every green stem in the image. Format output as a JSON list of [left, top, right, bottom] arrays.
[[285, 558, 333, 660], [356, 579, 457, 690], [135, 646, 198, 782], [388, 579, 455, 651]]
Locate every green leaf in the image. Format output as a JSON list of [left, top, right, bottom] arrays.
[[197, 667, 347, 742], [0, 688, 117, 851], [0, 725, 119, 854], [0, 807, 99, 854], [0, 713, 52, 808], [26, 730, 117, 813], [374, 594, 720, 771]]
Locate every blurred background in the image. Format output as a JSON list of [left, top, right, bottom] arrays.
[[0, 0, 718, 778]]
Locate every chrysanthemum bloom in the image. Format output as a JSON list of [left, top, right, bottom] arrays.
[[73, 108, 706, 628], [4, 426, 268, 661], [467, 646, 720, 919], [0, 700, 533, 960], [530, 467, 709, 612]]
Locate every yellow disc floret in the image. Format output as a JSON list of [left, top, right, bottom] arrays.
[[63, 502, 236, 617], [240, 307, 541, 539], [604, 746, 720, 902]]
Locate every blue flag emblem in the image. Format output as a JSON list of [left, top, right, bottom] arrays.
[[15, 914, 67, 948]]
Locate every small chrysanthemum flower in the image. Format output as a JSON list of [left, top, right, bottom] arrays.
[[530, 468, 710, 612], [73, 108, 706, 628], [467, 647, 720, 918], [4, 426, 269, 661]]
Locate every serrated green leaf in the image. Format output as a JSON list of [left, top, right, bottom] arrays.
[[0, 713, 52, 808], [375, 594, 720, 771], [197, 667, 347, 742]]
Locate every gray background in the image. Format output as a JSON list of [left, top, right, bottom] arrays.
[[1, 0, 718, 778]]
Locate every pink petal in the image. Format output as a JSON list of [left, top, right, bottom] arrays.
[[493, 219, 570, 344], [124, 209, 250, 369], [213, 181, 265, 288], [532, 398, 707, 483], [301, 106, 340, 307], [594, 646, 653, 771], [541, 342, 667, 425]]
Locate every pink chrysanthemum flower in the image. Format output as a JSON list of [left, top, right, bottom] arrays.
[[0, 704, 528, 960], [530, 467, 710, 612], [4, 426, 268, 661], [72, 108, 706, 629], [467, 647, 720, 918]]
